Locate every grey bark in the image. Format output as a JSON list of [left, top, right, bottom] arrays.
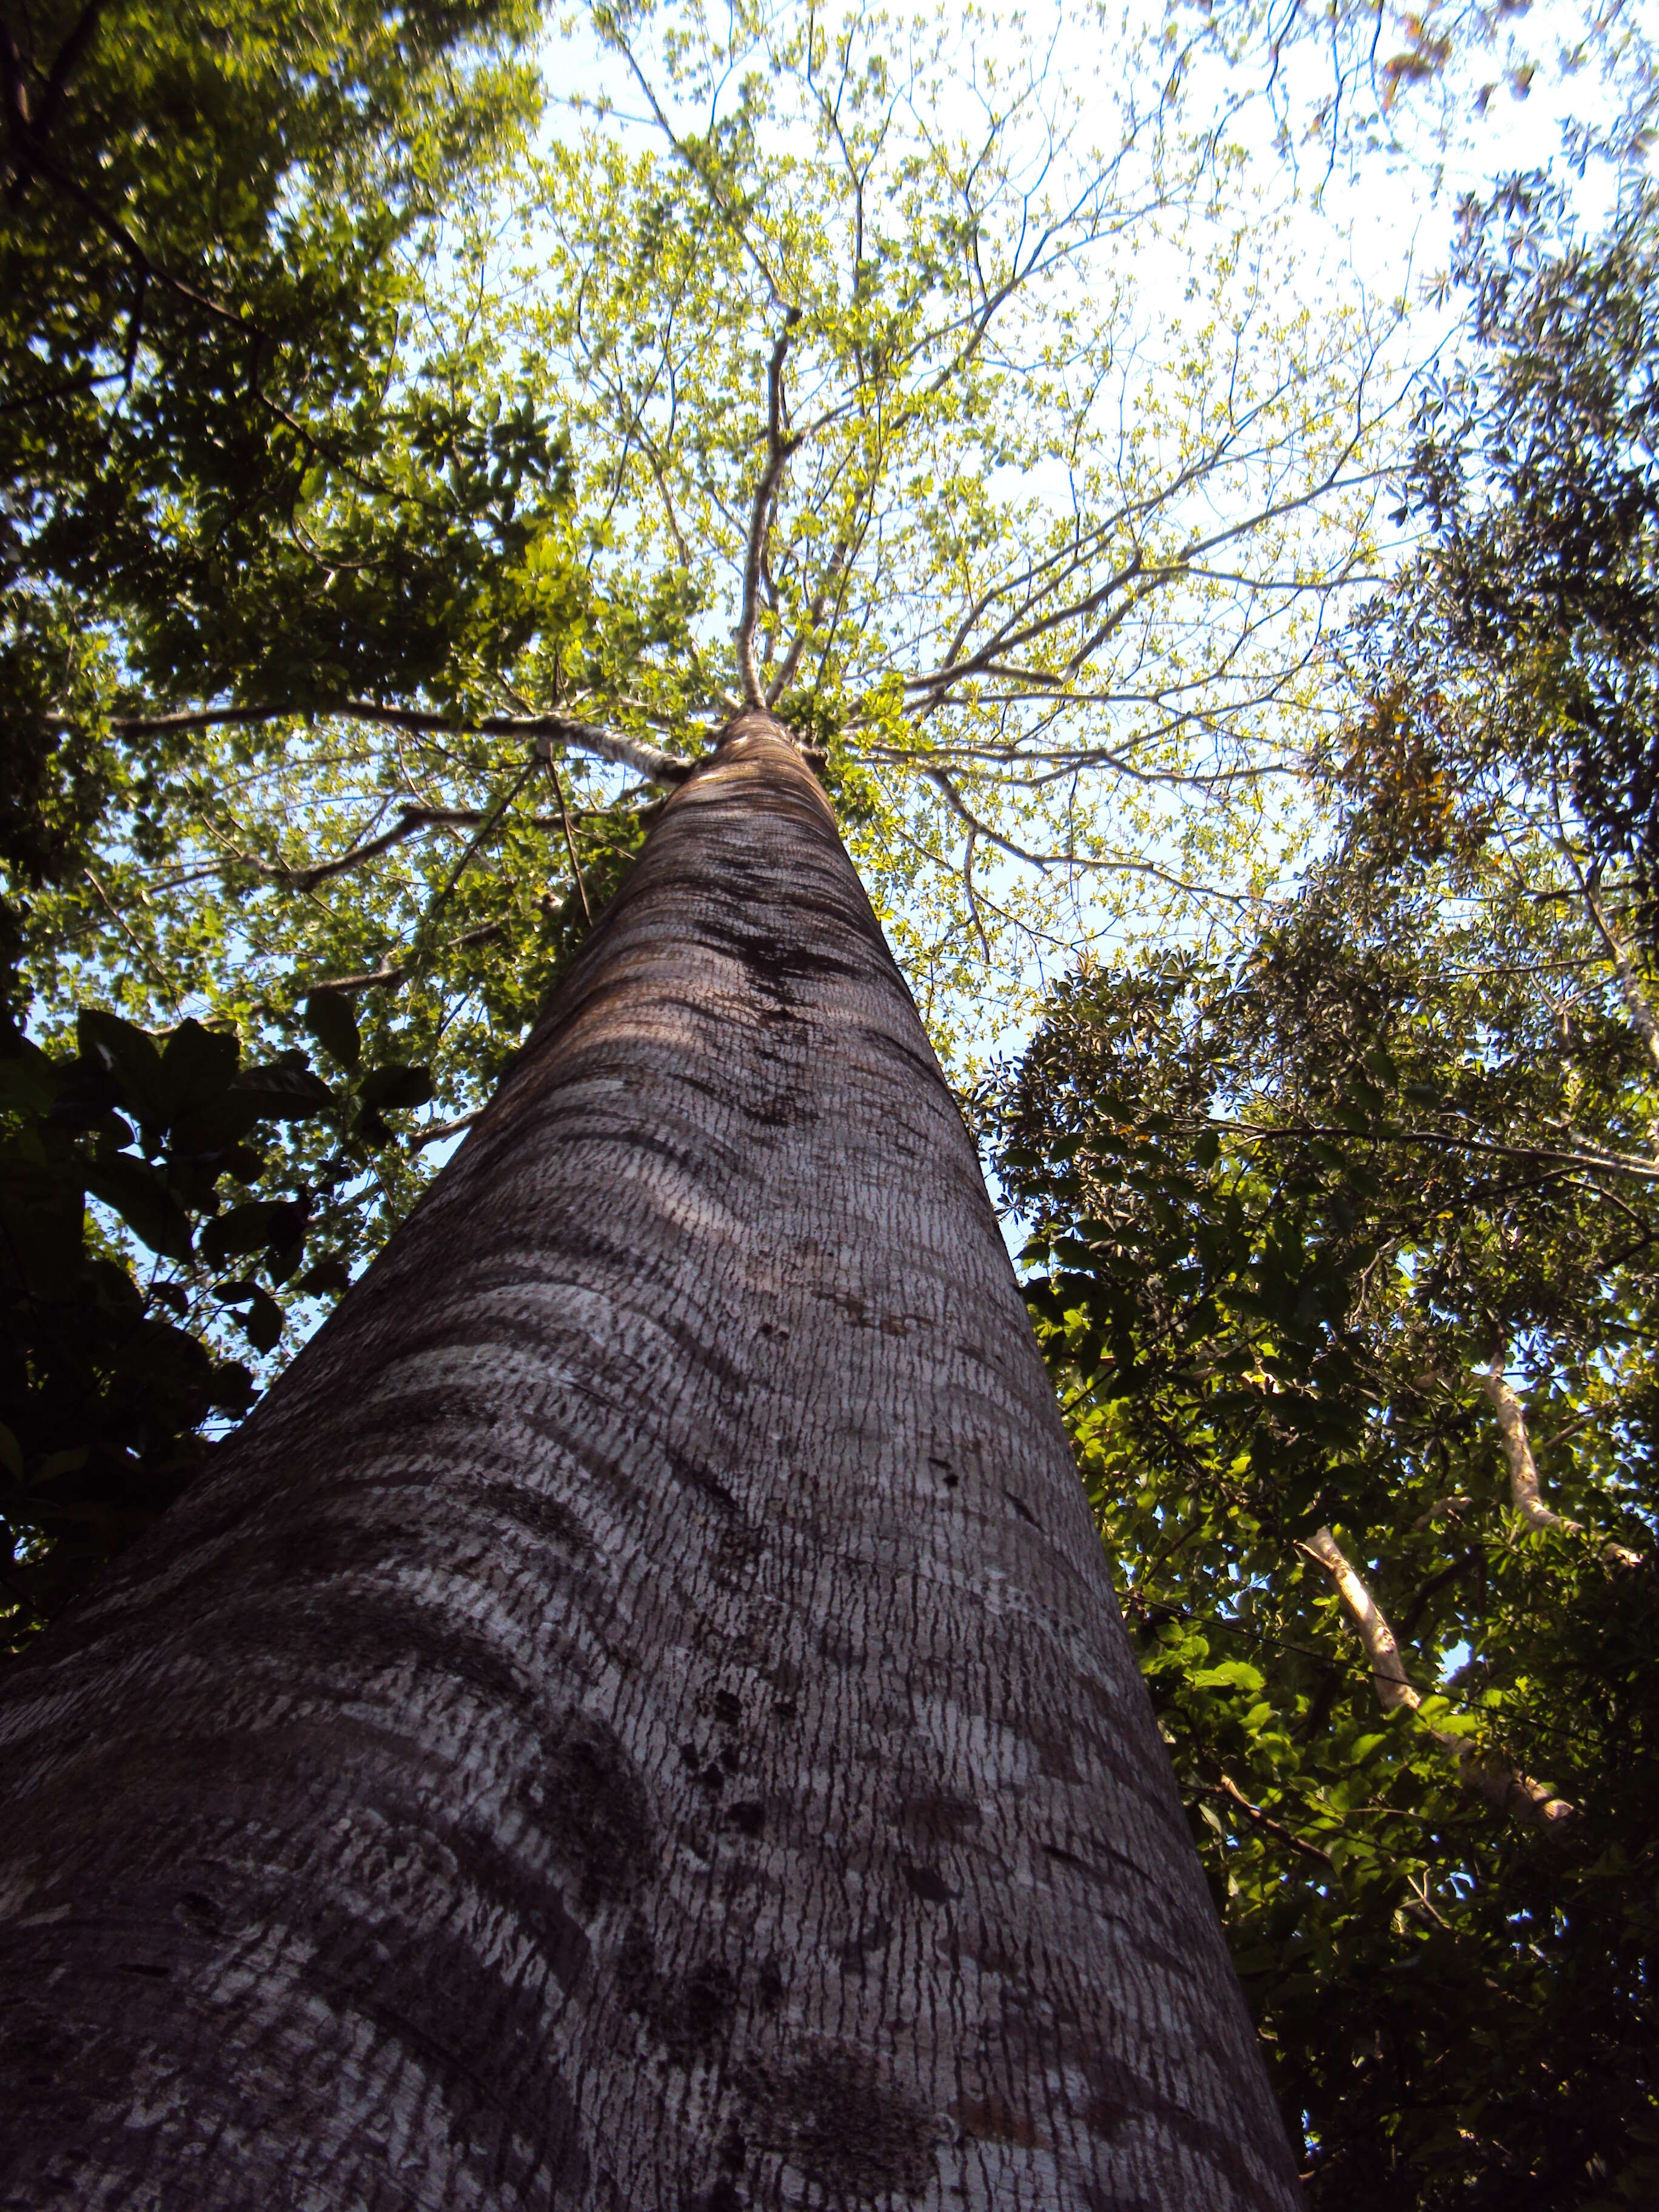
[[0, 714, 1299, 2210]]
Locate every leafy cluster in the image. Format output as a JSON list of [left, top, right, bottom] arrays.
[[0, 999, 442, 1652], [2, 0, 574, 894], [992, 848, 1659, 2207], [1345, 177, 1659, 940]]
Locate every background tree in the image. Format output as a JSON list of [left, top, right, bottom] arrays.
[[2, 0, 563, 893], [990, 178, 1659, 2208], [1370, 173, 1659, 942]]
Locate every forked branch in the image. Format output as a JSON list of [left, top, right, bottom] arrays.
[[736, 317, 803, 710]]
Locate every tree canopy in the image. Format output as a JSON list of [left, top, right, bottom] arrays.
[[2, 0, 1403, 1643], [4, 2, 1658, 2200]]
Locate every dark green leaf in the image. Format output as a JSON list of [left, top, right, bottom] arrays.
[[159, 1020, 241, 1114], [240, 1287, 284, 1353], [0, 1042, 61, 1117], [207, 1363, 256, 1415], [201, 1198, 309, 1267], [304, 993, 361, 1071], [78, 1010, 169, 1128], [84, 1156, 193, 1261], [355, 1061, 434, 1112], [233, 1062, 335, 1120]]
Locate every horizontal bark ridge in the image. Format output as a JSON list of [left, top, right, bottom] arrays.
[[0, 716, 1298, 2210]]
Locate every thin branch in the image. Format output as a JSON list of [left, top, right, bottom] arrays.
[[1395, 1552, 1480, 1643], [1199, 1773, 1334, 1866], [421, 760, 536, 923], [1413, 1494, 1473, 1531], [82, 863, 178, 1010], [766, 543, 849, 706], [543, 754, 591, 925], [306, 922, 506, 997], [48, 700, 695, 788], [1211, 1113, 1659, 1186]]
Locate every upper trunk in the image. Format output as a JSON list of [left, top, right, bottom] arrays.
[[0, 714, 1299, 2208]]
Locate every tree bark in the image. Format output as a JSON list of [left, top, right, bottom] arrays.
[[0, 713, 1299, 2210]]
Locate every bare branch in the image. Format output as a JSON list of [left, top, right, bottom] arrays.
[[307, 922, 506, 996], [1301, 1526, 1573, 1834], [736, 318, 803, 710], [543, 754, 591, 925], [1210, 1113, 1659, 1185], [48, 701, 696, 788], [766, 543, 850, 706], [410, 1110, 480, 1153], [1481, 1361, 1642, 1570]]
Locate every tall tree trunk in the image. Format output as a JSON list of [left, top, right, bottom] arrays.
[[0, 714, 1298, 2209]]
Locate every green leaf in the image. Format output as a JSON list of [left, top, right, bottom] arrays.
[[0, 1043, 62, 1117], [84, 1156, 193, 1260], [1190, 1660, 1267, 1695], [355, 1061, 434, 1112], [159, 1019, 241, 1114], [78, 1010, 169, 1129], [207, 1362, 256, 1415], [267, 1239, 306, 1289], [233, 1062, 335, 1120], [33, 1447, 90, 1486], [0, 1153, 86, 1295], [240, 1287, 284, 1353], [167, 1091, 260, 1159], [304, 993, 361, 1071], [201, 1198, 309, 1267]]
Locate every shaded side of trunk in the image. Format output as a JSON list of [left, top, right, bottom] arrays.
[[0, 716, 1299, 2210]]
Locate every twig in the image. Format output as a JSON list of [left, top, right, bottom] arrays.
[[82, 863, 178, 1010], [1211, 1112, 1659, 1186], [306, 922, 506, 996], [538, 746, 591, 924], [1199, 1774, 1334, 1866]]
